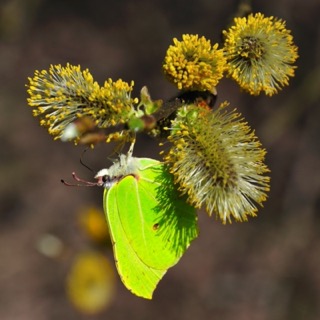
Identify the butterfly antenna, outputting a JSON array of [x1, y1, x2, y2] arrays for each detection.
[[80, 148, 95, 173]]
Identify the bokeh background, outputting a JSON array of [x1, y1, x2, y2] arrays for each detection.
[[1, 0, 319, 319]]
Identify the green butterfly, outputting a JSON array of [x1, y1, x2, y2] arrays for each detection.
[[94, 149, 198, 299]]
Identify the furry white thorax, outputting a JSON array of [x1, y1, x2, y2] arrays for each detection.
[[94, 154, 140, 189]]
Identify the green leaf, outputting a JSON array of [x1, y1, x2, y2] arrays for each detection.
[[139, 86, 162, 115], [102, 158, 198, 299]]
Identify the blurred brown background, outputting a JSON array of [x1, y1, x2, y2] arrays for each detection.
[[0, 0, 319, 319]]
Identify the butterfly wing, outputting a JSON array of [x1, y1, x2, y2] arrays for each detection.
[[105, 184, 165, 299], [104, 159, 198, 299]]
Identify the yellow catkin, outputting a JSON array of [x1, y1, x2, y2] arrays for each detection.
[[223, 13, 298, 96], [163, 34, 227, 91], [26, 63, 137, 141], [163, 102, 270, 224]]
